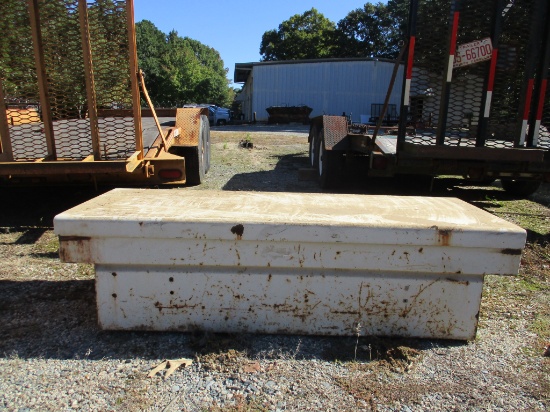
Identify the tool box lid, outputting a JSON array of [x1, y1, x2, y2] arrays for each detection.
[[54, 188, 526, 249]]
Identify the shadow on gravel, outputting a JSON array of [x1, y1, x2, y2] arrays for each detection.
[[221, 152, 489, 197], [188, 331, 466, 374], [0, 161, 544, 365], [0, 279, 200, 361], [0, 278, 466, 364], [0, 186, 110, 229], [223, 152, 550, 234], [223, 153, 318, 192]]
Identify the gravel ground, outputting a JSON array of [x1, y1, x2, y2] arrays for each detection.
[[0, 127, 549, 411]]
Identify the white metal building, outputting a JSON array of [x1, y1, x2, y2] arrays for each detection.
[[234, 58, 404, 123]]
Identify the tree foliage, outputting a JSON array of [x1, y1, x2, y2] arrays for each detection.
[[259, 1, 408, 61], [136, 20, 233, 107], [334, 1, 406, 59], [260, 8, 336, 61], [0, 1, 232, 119]]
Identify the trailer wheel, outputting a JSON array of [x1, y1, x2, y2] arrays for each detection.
[[202, 115, 211, 173], [501, 179, 541, 198], [309, 134, 316, 168], [185, 115, 209, 185], [308, 125, 318, 169], [318, 129, 342, 189]]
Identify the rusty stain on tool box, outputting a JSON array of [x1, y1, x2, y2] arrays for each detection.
[[231, 224, 244, 240], [437, 228, 452, 246], [58, 236, 91, 263]]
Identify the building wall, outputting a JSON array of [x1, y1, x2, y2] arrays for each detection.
[[243, 60, 404, 123], [239, 75, 253, 122]]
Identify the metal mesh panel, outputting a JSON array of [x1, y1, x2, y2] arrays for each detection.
[[87, 0, 136, 159], [405, 0, 539, 149], [534, 16, 550, 150], [0, 0, 47, 160], [445, 0, 493, 147], [406, 0, 452, 146], [488, 0, 534, 148], [40, 0, 89, 159], [0, 0, 137, 161], [322, 115, 349, 149]]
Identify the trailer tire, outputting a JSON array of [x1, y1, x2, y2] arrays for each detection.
[[202, 115, 211, 173], [185, 115, 209, 185], [318, 130, 342, 189], [309, 134, 316, 169], [308, 125, 319, 169], [501, 179, 541, 198]]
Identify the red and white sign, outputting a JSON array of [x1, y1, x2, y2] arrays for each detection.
[[454, 37, 493, 68]]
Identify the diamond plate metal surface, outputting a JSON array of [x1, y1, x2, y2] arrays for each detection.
[[322, 115, 348, 150], [174, 108, 208, 146]]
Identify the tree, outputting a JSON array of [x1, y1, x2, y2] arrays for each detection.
[[259, 8, 336, 61], [258, 3, 411, 61], [333, 1, 405, 59], [183, 37, 232, 105], [135, 20, 168, 102], [0, 0, 40, 105], [135, 21, 233, 107]]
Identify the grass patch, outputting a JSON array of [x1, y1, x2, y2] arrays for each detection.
[[518, 277, 545, 292], [493, 199, 550, 239], [482, 242, 550, 346], [76, 263, 94, 279], [26, 230, 60, 255], [206, 396, 270, 412], [38, 236, 59, 254], [322, 337, 423, 374], [530, 314, 550, 340]]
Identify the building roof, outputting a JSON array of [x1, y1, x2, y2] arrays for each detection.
[[234, 57, 399, 83]]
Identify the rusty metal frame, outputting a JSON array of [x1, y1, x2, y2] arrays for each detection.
[[27, 0, 56, 160], [78, 0, 101, 160], [1, 159, 137, 175], [145, 128, 178, 159], [126, 0, 143, 160], [0, 78, 14, 161], [399, 142, 545, 163]]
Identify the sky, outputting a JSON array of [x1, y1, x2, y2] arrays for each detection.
[[133, 0, 383, 87]]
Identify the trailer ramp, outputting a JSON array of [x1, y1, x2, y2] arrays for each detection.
[[0, 0, 193, 185]]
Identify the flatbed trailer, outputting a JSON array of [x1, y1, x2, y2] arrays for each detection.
[[0, 0, 209, 186], [309, 0, 550, 197]]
